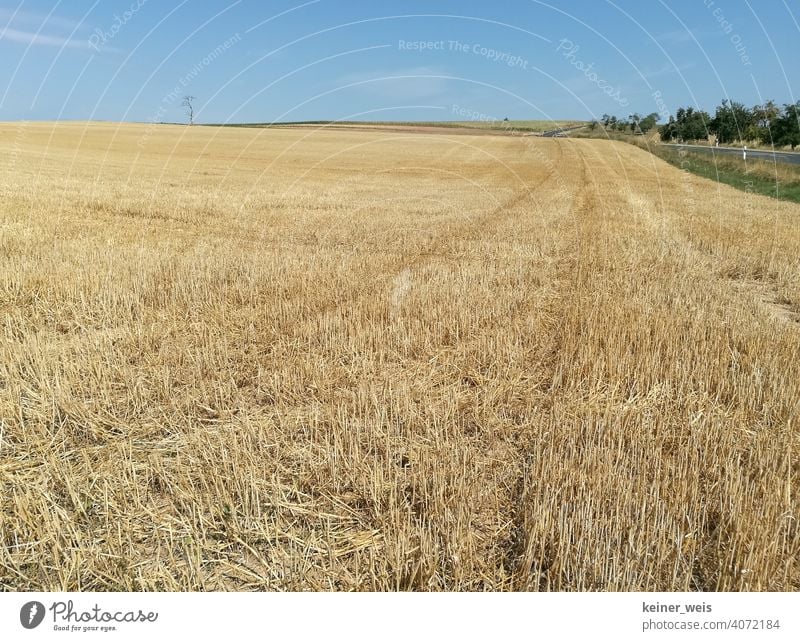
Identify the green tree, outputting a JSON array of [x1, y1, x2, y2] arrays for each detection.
[[710, 100, 752, 144], [751, 100, 780, 143], [773, 103, 800, 150], [637, 112, 660, 134], [629, 113, 641, 134], [659, 115, 677, 142], [669, 107, 710, 142]]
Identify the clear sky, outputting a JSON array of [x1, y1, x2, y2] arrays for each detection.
[[0, 0, 797, 124]]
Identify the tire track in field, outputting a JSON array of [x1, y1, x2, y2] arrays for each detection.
[[260, 139, 576, 586], [499, 140, 615, 589]]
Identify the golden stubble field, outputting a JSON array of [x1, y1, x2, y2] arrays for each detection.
[[0, 122, 798, 591]]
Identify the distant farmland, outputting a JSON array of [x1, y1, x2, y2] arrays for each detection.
[[0, 122, 798, 591], [213, 119, 587, 133]]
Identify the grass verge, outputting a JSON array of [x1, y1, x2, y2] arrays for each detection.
[[574, 129, 800, 204], [645, 144, 800, 204]]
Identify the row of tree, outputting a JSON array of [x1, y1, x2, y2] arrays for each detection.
[[589, 112, 661, 135], [589, 100, 800, 150], [659, 100, 800, 149]]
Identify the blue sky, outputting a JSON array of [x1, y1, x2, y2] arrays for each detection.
[[0, 0, 797, 124]]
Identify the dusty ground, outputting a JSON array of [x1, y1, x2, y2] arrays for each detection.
[[0, 122, 798, 590]]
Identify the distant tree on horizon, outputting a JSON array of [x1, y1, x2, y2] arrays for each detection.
[[773, 102, 800, 150], [182, 96, 197, 126], [658, 107, 710, 143], [709, 100, 752, 144]]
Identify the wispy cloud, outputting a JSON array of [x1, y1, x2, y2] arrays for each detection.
[[1, 27, 90, 49], [657, 29, 696, 45], [336, 66, 452, 100], [0, 8, 87, 32], [0, 8, 90, 49], [641, 62, 697, 80], [657, 28, 723, 46]]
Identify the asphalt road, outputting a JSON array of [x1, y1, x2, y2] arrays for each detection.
[[539, 125, 588, 138], [664, 143, 800, 166]]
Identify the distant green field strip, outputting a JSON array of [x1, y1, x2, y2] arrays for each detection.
[[207, 120, 588, 133]]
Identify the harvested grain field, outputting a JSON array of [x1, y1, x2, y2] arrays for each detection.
[[0, 122, 798, 591]]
